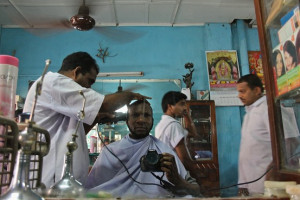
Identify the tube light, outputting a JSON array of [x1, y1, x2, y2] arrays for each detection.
[[97, 71, 144, 77]]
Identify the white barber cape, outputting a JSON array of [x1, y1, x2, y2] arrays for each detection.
[[86, 135, 189, 198], [23, 72, 104, 188]]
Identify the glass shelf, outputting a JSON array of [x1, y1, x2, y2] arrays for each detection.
[[275, 87, 300, 101]]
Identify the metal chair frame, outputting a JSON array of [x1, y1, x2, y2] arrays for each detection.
[[0, 116, 19, 195]]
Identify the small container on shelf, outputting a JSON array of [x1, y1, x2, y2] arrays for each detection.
[[286, 184, 300, 200], [264, 180, 296, 198]]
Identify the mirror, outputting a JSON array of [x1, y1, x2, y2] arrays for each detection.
[[276, 97, 300, 171], [259, 0, 300, 179], [92, 79, 181, 141]]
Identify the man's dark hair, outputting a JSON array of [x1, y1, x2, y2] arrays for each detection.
[[283, 40, 297, 66], [296, 30, 300, 63], [58, 52, 99, 75], [237, 74, 264, 93], [272, 49, 286, 76], [161, 91, 187, 113]]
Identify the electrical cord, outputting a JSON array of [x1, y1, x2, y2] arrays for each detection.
[[209, 150, 300, 192], [96, 130, 171, 192], [150, 172, 175, 189], [97, 129, 272, 194], [208, 163, 274, 192], [96, 126, 300, 194], [210, 150, 300, 192]]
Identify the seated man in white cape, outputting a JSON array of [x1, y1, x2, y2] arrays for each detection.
[[85, 100, 202, 198]]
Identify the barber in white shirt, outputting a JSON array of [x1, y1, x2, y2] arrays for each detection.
[[23, 51, 150, 188]]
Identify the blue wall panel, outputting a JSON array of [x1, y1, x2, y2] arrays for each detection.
[[202, 22, 242, 196]]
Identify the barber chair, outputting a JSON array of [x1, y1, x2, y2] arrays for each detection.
[[0, 115, 50, 199], [0, 116, 19, 195]]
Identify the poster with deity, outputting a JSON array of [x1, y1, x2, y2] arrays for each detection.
[[248, 51, 265, 86], [206, 50, 240, 90]]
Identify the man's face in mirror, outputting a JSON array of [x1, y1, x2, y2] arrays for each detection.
[[237, 82, 261, 106], [127, 101, 153, 139], [169, 99, 187, 118]]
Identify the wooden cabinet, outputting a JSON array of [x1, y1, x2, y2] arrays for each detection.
[[183, 100, 219, 196], [254, 0, 300, 182]]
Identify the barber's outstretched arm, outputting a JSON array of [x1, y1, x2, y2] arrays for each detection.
[[84, 112, 115, 133], [101, 91, 151, 112], [160, 153, 202, 197]]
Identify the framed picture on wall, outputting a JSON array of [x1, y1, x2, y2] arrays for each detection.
[[205, 50, 240, 90], [248, 51, 265, 87], [206, 50, 242, 106]]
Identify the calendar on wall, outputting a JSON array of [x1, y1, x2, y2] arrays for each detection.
[[209, 90, 243, 106], [205, 50, 243, 106]]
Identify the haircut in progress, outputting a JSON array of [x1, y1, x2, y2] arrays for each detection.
[[86, 99, 202, 198], [23, 51, 151, 189]]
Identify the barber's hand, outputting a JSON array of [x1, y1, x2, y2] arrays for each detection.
[[160, 153, 202, 197], [97, 112, 116, 124], [129, 92, 152, 101], [160, 153, 185, 186]]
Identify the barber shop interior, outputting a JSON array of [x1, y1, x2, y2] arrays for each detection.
[[0, 0, 300, 199]]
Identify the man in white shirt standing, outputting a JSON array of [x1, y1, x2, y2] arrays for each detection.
[[155, 91, 197, 174], [237, 74, 272, 196], [23, 52, 150, 188]]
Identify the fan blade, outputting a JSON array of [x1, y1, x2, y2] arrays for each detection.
[[23, 19, 73, 37], [61, 19, 74, 29]]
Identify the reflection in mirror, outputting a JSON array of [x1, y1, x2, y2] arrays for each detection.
[[278, 99, 300, 171], [187, 105, 213, 161], [92, 79, 181, 142]]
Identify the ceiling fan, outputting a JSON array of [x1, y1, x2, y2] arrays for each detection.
[[115, 80, 147, 93], [69, 0, 95, 31], [67, 0, 145, 42], [117, 80, 123, 93]]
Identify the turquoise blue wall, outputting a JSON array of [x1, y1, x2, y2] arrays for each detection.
[[0, 20, 260, 197]]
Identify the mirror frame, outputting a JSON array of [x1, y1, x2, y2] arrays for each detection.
[[254, 0, 300, 182]]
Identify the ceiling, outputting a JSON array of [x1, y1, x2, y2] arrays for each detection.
[[0, 0, 256, 29]]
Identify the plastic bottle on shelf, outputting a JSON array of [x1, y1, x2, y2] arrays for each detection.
[[90, 136, 97, 153], [264, 181, 296, 198], [0, 55, 19, 119]]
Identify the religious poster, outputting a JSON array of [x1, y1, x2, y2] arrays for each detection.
[[248, 51, 265, 86], [206, 50, 240, 90]]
